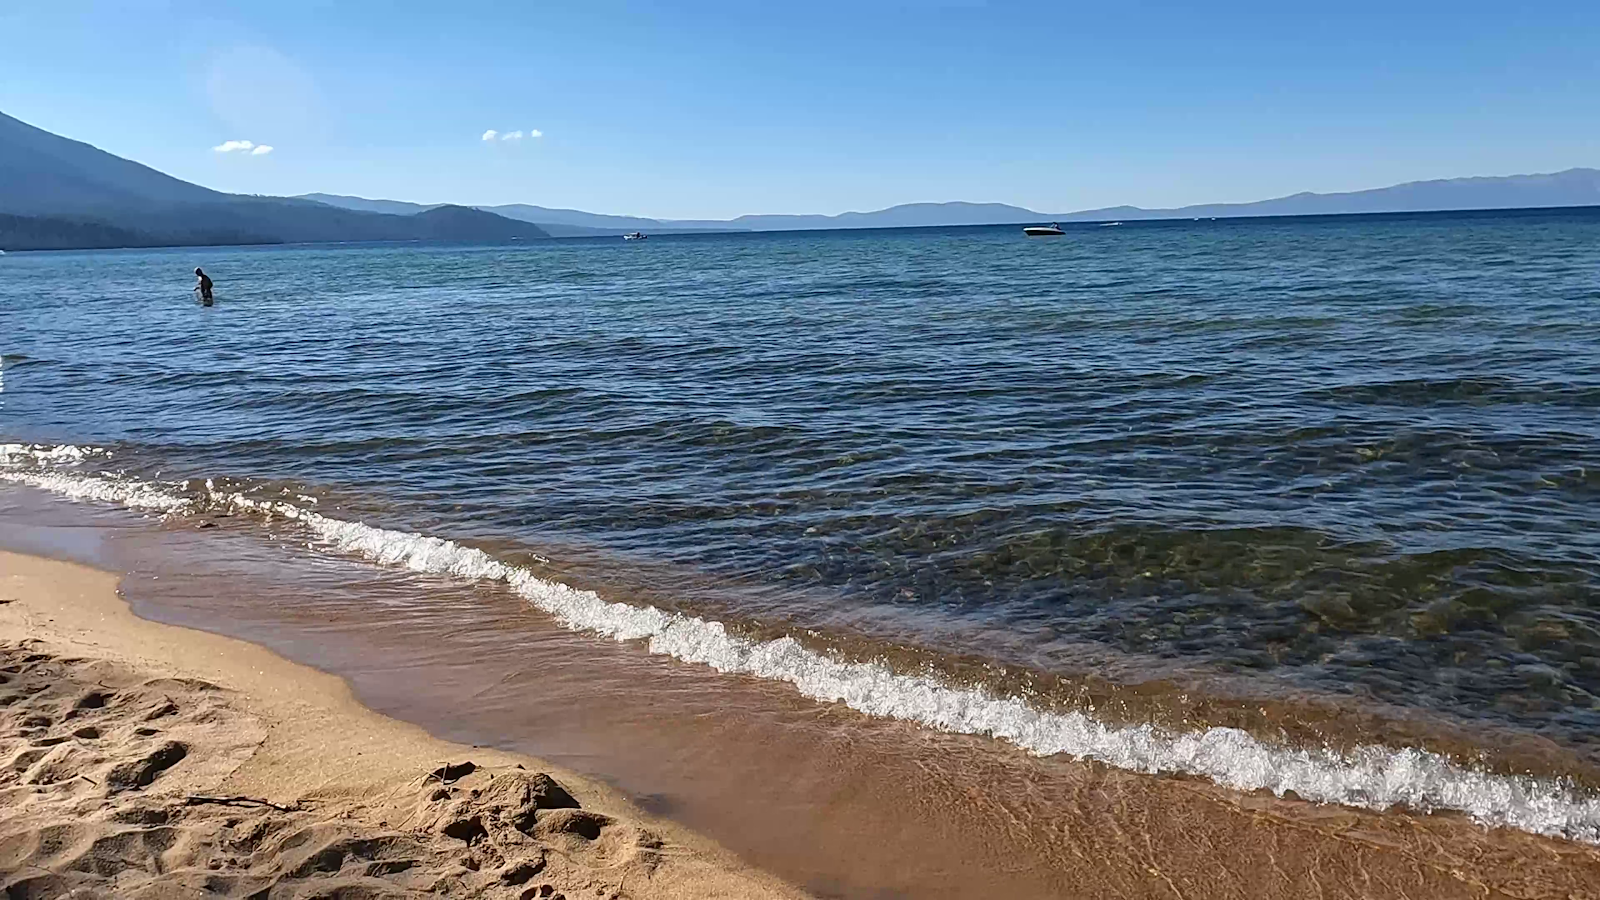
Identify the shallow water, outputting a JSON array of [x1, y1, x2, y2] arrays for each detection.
[[7, 489, 1600, 900], [4, 210, 1600, 830]]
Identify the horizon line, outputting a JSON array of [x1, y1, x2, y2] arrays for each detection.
[[294, 165, 1600, 224]]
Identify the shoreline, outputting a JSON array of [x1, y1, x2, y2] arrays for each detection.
[[5, 451, 1599, 841], [0, 549, 806, 899], [6, 482, 1600, 897]]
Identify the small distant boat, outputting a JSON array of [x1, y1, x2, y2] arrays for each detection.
[[1023, 223, 1064, 237], [623, 232, 648, 241]]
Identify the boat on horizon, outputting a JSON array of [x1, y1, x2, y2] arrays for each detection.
[[1023, 223, 1065, 237], [623, 231, 648, 241]]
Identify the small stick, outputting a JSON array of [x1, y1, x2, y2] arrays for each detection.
[[185, 795, 300, 812]]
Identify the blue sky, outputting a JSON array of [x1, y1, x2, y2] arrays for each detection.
[[3, 1, 1597, 219]]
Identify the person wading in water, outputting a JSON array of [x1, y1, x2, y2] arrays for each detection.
[[194, 267, 214, 306]]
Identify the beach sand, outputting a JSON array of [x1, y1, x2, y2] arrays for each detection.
[[7, 535, 1600, 899], [0, 550, 805, 900]]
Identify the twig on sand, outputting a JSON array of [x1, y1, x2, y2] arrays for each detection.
[[185, 795, 301, 812], [425, 761, 477, 785]]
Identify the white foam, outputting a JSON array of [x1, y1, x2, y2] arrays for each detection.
[[0, 443, 109, 465], [5, 448, 1600, 843], [0, 468, 189, 512]]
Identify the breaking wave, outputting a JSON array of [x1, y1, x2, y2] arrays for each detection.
[[4, 442, 1599, 844]]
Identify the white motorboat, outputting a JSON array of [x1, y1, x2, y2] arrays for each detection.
[[623, 232, 648, 241], [1023, 223, 1064, 237]]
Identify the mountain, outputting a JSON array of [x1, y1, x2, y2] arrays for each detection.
[[482, 204, 666, 231], [0, 213, 188, 251], [297, 194, 734, 235], [403, 205, 551, 241], [0, 112, 548, 249], [297, 192, 444, 217], [296, 169, 1600, 238], [8, 109, 1597, 250], [1059, 169, 1600, 221], [720, 201, 1039, 231], [0, 110, 224, 216], [710, 176, 1600, 228]]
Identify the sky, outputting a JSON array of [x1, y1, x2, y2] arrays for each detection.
[[2, 1, 1597, 220]]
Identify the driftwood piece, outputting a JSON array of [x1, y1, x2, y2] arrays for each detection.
[[184, 794, 301, 812]]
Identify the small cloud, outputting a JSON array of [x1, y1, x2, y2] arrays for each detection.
[[483, 127, 541, 144], [213, 139, 255, 153], [250, 145, 274, 155]]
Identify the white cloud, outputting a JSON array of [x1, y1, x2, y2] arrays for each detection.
[[250, 145, 274, 155], [213, 139, 255, 153], [482, 128, 542, 143]]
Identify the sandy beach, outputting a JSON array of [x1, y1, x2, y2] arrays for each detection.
[[6, 529, 1600, 899], [0, 549, 805, 899]]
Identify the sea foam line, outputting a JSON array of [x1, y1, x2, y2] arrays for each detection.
[[3, 449, 1600, 843]]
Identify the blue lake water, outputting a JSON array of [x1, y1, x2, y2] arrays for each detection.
[[4, 209, 1600, 771]]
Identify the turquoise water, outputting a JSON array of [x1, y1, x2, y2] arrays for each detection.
[[4, 209, 1600, 760]]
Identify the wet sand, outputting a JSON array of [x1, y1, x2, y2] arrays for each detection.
[[5, 486, 1600, 898], [0, 550, 805, 899]]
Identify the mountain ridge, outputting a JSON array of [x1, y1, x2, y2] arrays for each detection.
[[0, 111, 225, 216], [302, 169, 1600, 235], [297, 194, 733, 235], [0, 111, 548, 249], [1059, 168, 1600, 222], [4, 109, 1597, 249]]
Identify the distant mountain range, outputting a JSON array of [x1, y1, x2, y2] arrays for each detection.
[[307, 170, 1600, 235], [0, 111, 547, 250], [1058, 169, 1600, 222], [296, 194, 721, 237], [2, 109, 1597, 250]]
